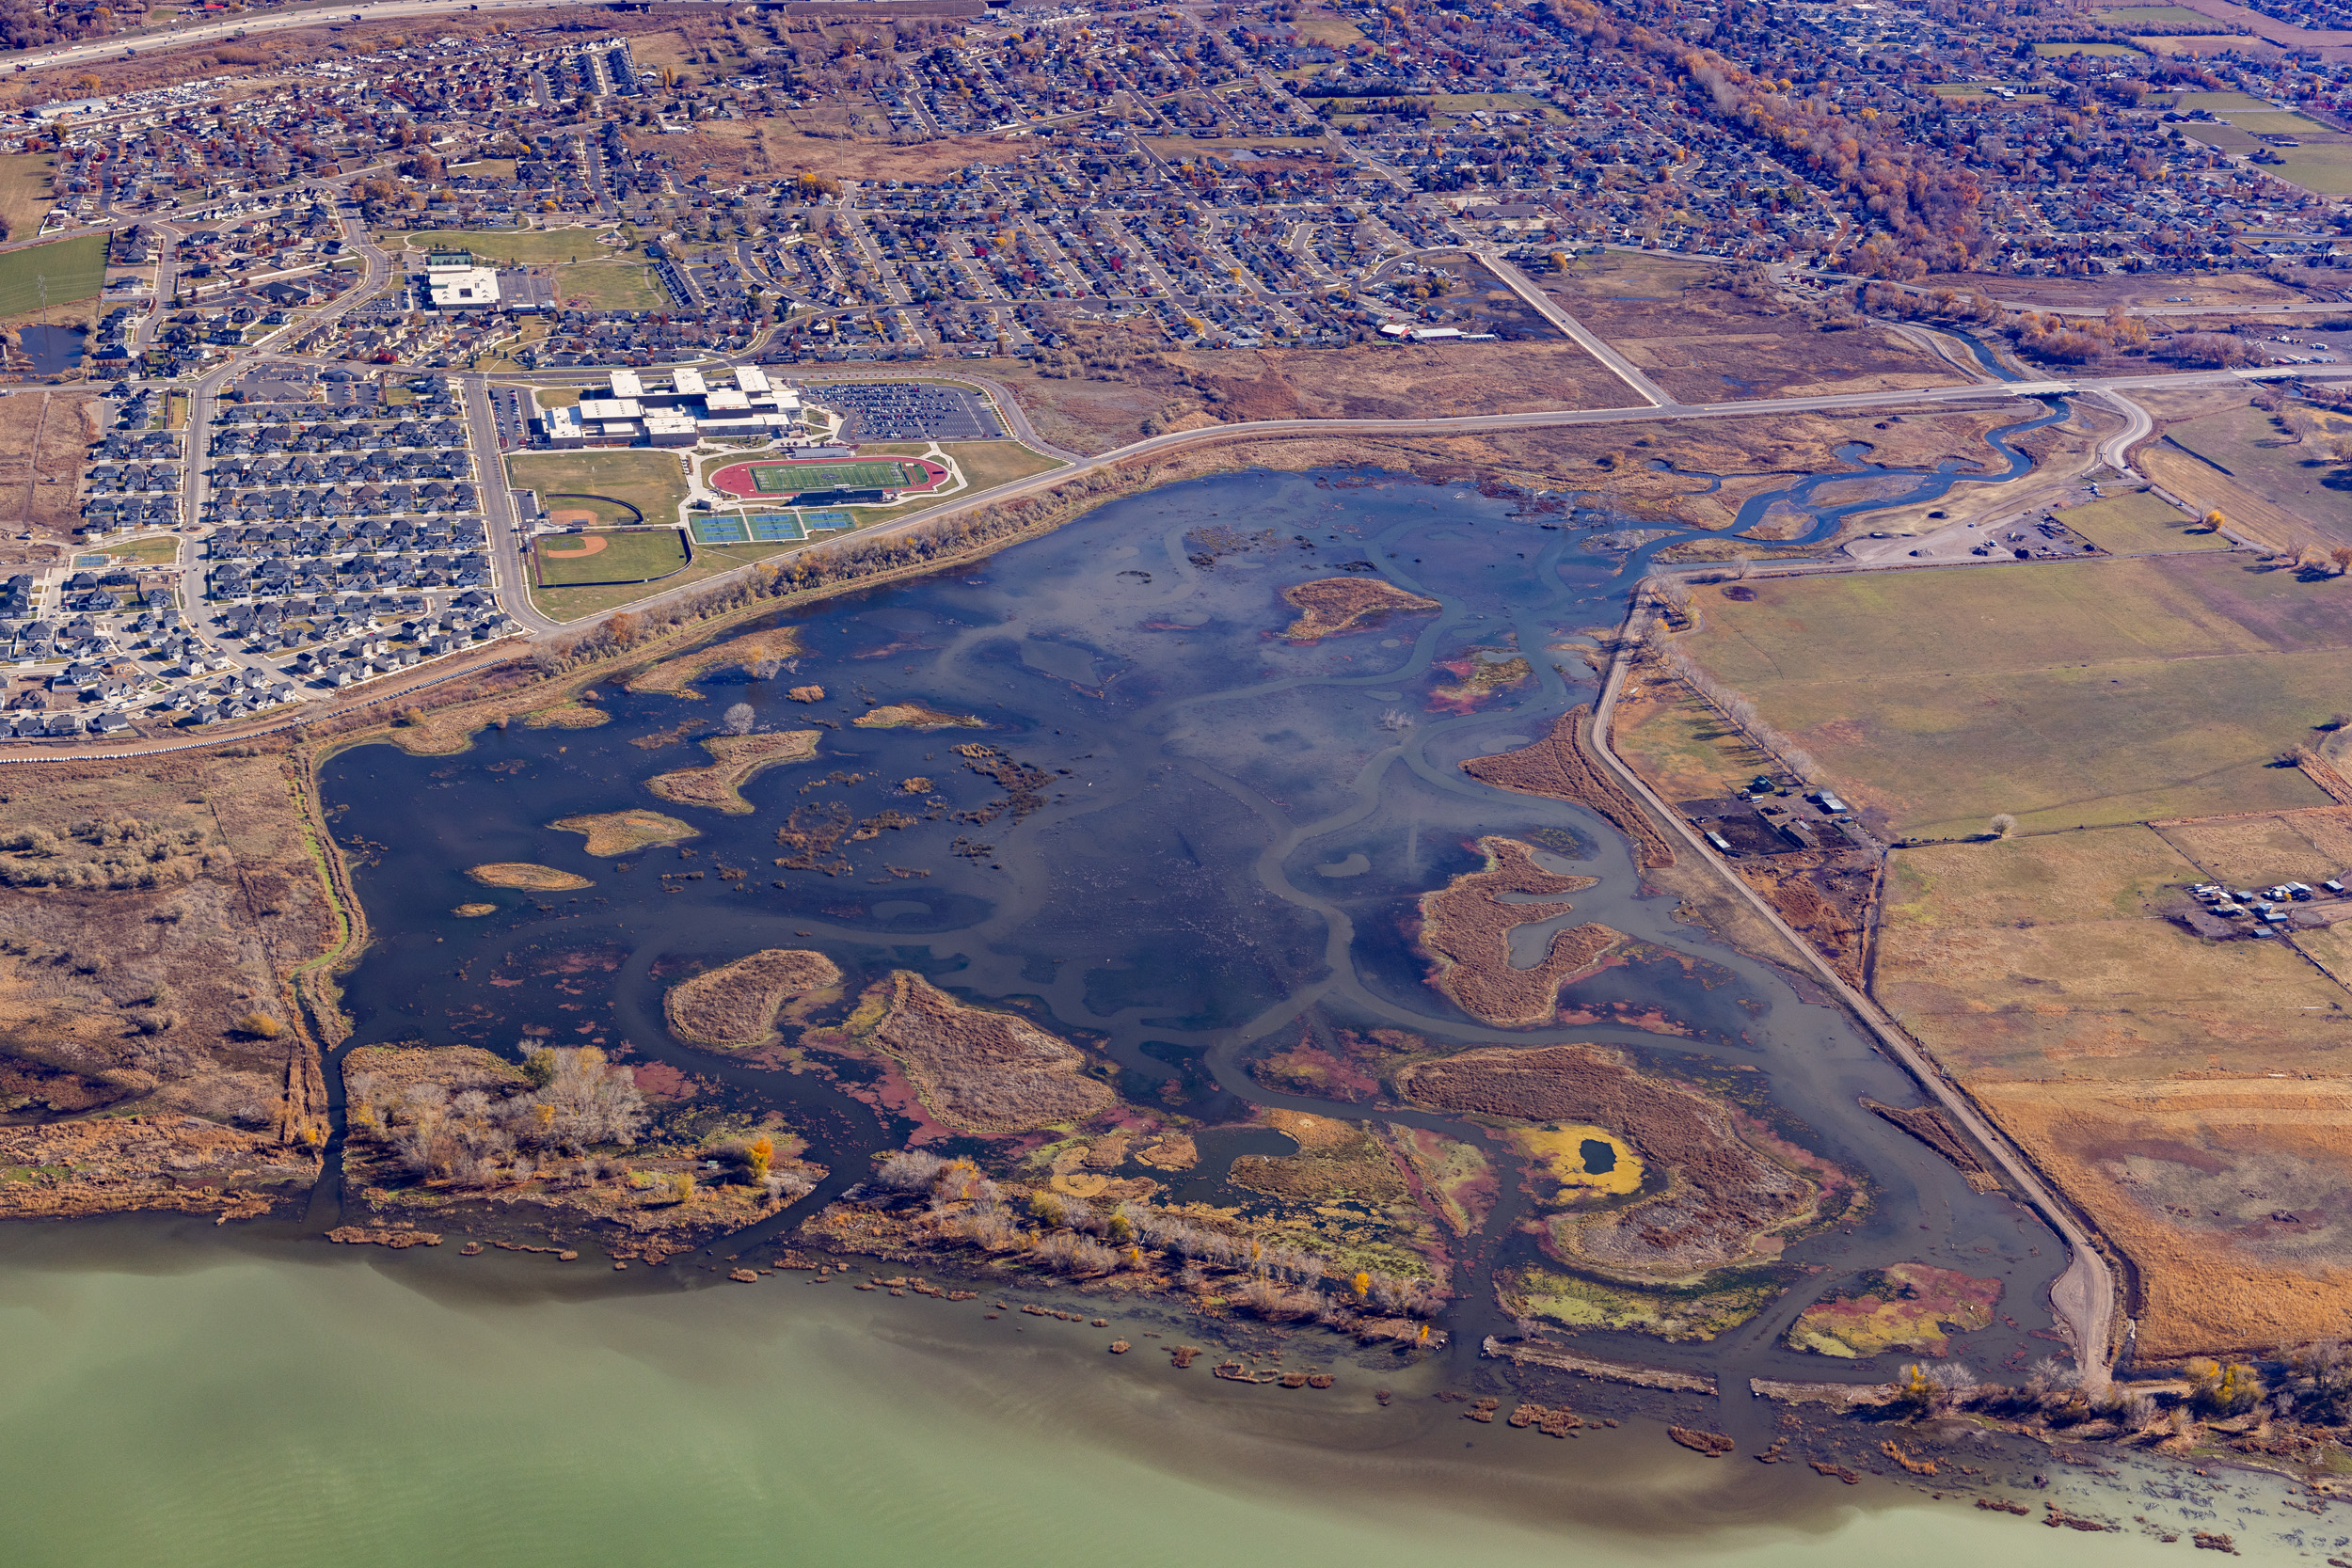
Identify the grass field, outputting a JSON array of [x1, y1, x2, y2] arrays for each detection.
[[2257, 145, 2352, 196], [2034, 40, 2144, 54], [532, 527, 689, 587], [0, 152, 55, 244], [554, 261, 660, 311], [750, 461, 909, 493], [2052, 490, 2228, 554], [1674, 555, 2351, 838], [2093, 3, 2211, 21], [392, 229, 627, 265], [529, 540, 801, 621], [508, 450, 688, 530], [2175, 91, 2284, 112], [102, 535, 180, 565], [0, 233, 103, 319], [2227, 110, 2331, 134]]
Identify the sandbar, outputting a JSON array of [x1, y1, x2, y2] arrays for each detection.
[[466, 863, 594, 891]]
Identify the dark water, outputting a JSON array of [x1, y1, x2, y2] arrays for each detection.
[[18, 324, 84, 373], [320, 458, 2076, 1408]]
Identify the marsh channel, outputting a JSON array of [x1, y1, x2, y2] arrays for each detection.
[[13, 411, 2333, 1562]]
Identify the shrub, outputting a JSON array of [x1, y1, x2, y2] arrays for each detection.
[[236, 1010, 283, 1039]]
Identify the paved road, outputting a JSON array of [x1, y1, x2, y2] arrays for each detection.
[[459, 372, 560, 633], [1585, 602, 2120, 1387], [2093, 388, 2157, 477], [1476, 247, 1677, 407]]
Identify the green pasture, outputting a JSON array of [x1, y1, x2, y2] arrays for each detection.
[[2053, 491, 2229, 555]]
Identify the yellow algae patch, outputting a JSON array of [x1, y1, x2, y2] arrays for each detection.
[[466, 863, 593, 892], [853, 704, 984, 730], [548, 810, 701, 856], [1517, 1125, 1643, 1196]]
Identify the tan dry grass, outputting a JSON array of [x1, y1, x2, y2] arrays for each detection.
[[1418, 836, 1618, 1027], [1280, 577, 1440, 641], [645, 731, 822, 814], [465, 863, 593, 892], [626, 626, 804, 699], [548, 810, 699, 857], [663, 948, 841, 1048], [1978, 1077, 2352, 1357], [1877, 827, 2352, 1078], [836, 971, 1113, 1134]]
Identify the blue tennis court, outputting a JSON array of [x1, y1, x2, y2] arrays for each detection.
[[691, 515, 749, 545], [801, 510, 851, 534], [748, 514, 803, 542]]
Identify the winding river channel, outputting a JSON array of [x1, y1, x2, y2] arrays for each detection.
[[8, 420, 2336, 1563]]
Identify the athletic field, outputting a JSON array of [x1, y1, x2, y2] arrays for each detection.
[[532, 528, 690, 587], [707, 457, 947, 499]]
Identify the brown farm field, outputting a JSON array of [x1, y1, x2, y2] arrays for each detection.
[[1876, 826, 2352, 1355], [1670, 544, 2352, 1355], [1667, 554, 2352, 839]]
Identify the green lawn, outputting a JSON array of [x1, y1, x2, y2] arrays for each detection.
[[532, 526, 690, 586], [2258, 145, 2352, 196], [103, 535, 181, 565], [554, 261, 660, 311], [391, 228, 628, 265], [2225, 111, 2331, 135], [2095, 4, 2212, 22], [2034, 40, 2144, 55], [2054, 491, 2229, 555], [508, 449, 689, 529], [529, 540, 801, 621], [0, 233, 104, 319], [1676, 555, 2348, 838], [740, 460, 914, 493]]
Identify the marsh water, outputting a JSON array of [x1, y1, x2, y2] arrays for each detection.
[[10, 436, 2341, 1561]]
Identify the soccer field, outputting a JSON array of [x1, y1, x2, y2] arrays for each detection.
[[533, 528, 690, 587], [748, 461, 912, 494]]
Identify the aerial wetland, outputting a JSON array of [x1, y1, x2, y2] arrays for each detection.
[[5, 450, 2338, 1562]]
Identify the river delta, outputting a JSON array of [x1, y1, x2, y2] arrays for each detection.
[[8, 433, 2344, 1563]]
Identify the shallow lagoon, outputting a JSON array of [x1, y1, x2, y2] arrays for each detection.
[[12, 451, 2338, 1563]]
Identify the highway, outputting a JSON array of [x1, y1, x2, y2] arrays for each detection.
[[0, 0, 607, 76]]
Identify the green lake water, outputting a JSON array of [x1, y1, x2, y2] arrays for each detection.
[[0, 1225, 2319, 1568]]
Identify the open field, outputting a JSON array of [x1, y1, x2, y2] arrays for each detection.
[[1542, 253, 1961, 402], [1670, 555, 2352, 838], [2137, 385, 2351, 548], [96, 535, 183, 566], [0, 234, 103, 321], [620, 119, 1034, 186], [527, 539, 803, 622], [508, 450, 689, 530], [1875, 824, 2352, 1354], [0, 152, 54, 243], [2051, 489, 2227, 554], [0, 390, 103, 554], [1609, 674, 1781, 803], [532, 528, 690, 588], [2034, 40, 2144, 54], [2094, 4, 2213, 21], [2256, 145, 2352, 196], [992, 337, 1639, 454], [391, 229, 627, 265], [884, 439, 1062, 494], [553, 261, 660, 312]]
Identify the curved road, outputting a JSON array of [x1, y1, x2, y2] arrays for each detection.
[[1587, 599, 2119, 1387]]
